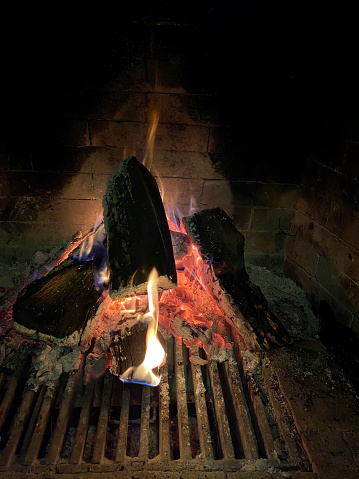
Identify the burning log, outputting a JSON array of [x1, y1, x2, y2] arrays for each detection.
[[109, 322, 165, 377], [109, 268, 166, 386], [103, 155, 177, 300], [183, 207, 290, 350], [12, 258, 103, 345]]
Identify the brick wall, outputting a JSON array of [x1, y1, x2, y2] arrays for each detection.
[[0, 5, 313, 288], [286, 117, 359, 336]]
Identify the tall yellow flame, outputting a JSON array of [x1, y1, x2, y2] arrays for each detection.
[[119, 268, 165, 386]]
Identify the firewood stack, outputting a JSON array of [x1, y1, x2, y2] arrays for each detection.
[[11, 156, 289, 357]]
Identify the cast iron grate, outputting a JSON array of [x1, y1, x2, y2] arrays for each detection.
[[0, 334, 310, 477]]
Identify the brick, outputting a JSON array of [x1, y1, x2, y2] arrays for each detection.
[[231, 206, 252, 231], [0, 197, 40, 222], [54, 89, 116, 120], [209, 151, 305, 183], [303, 160, 359, 208], [21, 223, 87, 247], [37, 199, 102, 228], [110, 60, 152, 91], [227, 472, 271, 478], [251, 207, 294, 232], [286, 235, 319, 276], [2, 146, 85, 173], [271, 473, 318, 478], [154, 124, 209, 152], [92, 173, 110, 199], [200, 180, 233, 208], [326, 203, 359, 250], [243, 231, 287, 254], [78, 147, 124, 174], [147, 93, 202, 125], [285, 259, 355, 328], [0, 150, 31, 170], [90, 120, 147, 149], [0, 171, 93, 200], [31, 119, 90, 147], [202, 180, 299, 208], [208, 127, 247, 155], [290, 211, 359, 284], [244, 252, 285, 275], [295, 189, 330, 228], [113, 92, 148, 122], [148, 150, 223, 180], [153, 177, 204, 208], [315, 255, 359, 314], [284, 257, 318, 303], [146, 58, 187, 93]]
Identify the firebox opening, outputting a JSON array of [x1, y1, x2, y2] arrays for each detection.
[[1, 2, 359, 478]]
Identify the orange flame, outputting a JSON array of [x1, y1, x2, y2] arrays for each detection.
[[143, 108, 160, 171], [119, 268, 165, 386]]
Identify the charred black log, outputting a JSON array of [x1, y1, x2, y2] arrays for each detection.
[[183, 207, 290, 350], [12, 258, 103, 344], [103, 155, 177, 299]]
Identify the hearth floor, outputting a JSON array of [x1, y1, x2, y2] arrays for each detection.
[[0, 334, 358, 479]]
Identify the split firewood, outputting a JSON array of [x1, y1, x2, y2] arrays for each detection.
[[183, 207, 290, 350], [103, 155, 177, 299], [12, 258, 103, 345], [109, 321, 165, 377]]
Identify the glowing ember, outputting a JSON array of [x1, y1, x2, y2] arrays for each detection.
[[119, 268, 165, 387]]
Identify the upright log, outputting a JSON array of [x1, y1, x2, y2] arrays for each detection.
[[103, 155, 177, 299], [183, 207, 290, 350]]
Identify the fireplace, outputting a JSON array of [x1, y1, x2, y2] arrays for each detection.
[[1, 3, 359, 478]]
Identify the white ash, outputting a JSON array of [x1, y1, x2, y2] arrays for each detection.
[[27, 344, 82, 391], [246, 263, 320, 341]]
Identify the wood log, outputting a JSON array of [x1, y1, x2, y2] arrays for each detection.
[[103, 155, 177, 300], [109, 321, 165, 377], [12, 258, 103, 345], [183, 207, 290, 350]]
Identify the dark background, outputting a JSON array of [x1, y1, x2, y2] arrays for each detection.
[[1, 1, 357, 178]]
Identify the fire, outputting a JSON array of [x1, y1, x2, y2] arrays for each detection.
[[143, 108, 160, 171], [119, 268, 165, 387]]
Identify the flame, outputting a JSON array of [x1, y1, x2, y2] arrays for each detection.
[[71, 219, 109, 291], [119, 268, 165, 387], [143, 108, 160, 171]]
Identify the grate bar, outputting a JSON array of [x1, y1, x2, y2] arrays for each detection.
[[189, 346, 214, 460], [138, 385, 150, 460], [207, 358, 235, 459], [0, 387, 36, 467], [115, 383, 130, 462], [0, 364, 24, 430], [23, 380, 60, 465], [92, 374, 113, 464], [19, 385, 46, 459], [71, 380, 95, 464], [45, 356, 84, 465], [175, 338, 191, 460], [225, 351, 259, 459], [159, 360, 170, 461], [238, 348, 279, 459]]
